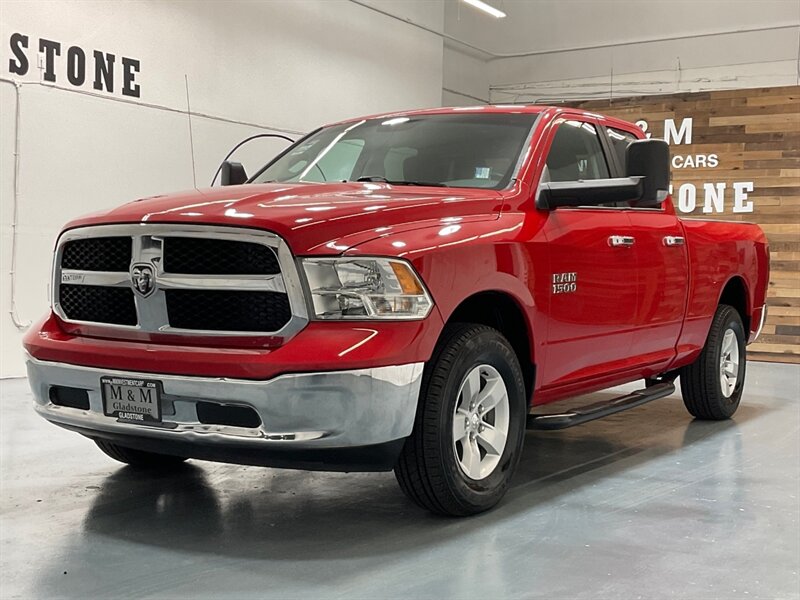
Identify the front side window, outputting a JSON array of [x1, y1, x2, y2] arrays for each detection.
[[544, 120, 609, 182], [606, 127, 639, 172], [252, 113, 538, 190]]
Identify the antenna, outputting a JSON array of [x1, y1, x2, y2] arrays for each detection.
[[184, 74, 197, 188]]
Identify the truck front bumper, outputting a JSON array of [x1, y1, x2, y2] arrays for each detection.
[[26, 356, 424, 472]]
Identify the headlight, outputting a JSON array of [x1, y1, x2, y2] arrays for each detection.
[[301, 257, 433, 320]]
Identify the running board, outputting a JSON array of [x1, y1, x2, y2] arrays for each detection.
[[526, 382, 676, 431]]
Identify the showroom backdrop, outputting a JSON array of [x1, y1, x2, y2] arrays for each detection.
[[1, 0, 798, 376]]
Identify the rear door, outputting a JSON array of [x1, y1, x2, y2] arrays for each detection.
[[604, 125, 689, 370], [538, 117, 638, 388]]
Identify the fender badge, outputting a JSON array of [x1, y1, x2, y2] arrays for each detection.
[[552, 272, 577, 295]]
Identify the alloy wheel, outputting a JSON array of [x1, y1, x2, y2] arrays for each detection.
[[719, 328, 740, 398], [452, 364, 510, 480]]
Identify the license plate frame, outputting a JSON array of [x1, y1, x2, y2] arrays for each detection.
[[101, 376, 162, 424]]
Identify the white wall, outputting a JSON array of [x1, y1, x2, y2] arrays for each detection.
[[0, 0, 445, 377], [442, 0, 800, 103], [442, 46, 488, 105]]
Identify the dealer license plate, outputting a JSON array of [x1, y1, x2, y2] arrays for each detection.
[[101, 377, 162, 423]]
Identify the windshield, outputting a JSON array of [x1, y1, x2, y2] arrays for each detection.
[[251, 113, 538, 190]]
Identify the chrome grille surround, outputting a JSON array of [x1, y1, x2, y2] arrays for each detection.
[[52, 224, 309, 339]]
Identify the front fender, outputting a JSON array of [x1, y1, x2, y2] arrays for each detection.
[[343, 213, 543, 325]]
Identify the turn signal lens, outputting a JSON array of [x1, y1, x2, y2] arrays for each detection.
[[390, 261, 425, 295]]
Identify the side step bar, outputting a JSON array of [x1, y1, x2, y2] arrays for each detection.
[[526, 382, 676, 431]]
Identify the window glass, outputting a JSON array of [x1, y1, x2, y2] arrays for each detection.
[[299, 138, 365, 183], [252, 113, 538, 190], [606, 127, 639, 172], [383, 147, 418, 180], [545, 120, 609, 182]]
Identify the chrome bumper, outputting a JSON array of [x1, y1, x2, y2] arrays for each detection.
[[26, 357, 424, 450]]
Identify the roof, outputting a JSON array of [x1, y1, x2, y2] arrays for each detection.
[[324, 104, 550, 128], [319, 104, 642, 138]]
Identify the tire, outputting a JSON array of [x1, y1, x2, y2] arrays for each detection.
[[680, 304, 747, 420], [394, 323, 527, 516], [94, 440, 188, 468]]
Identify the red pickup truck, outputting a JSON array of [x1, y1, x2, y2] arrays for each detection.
[[24, 106, 770, 516]]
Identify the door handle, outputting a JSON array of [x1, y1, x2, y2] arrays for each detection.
[[608, 235, 635, 247], [663, 236, 685, 247]]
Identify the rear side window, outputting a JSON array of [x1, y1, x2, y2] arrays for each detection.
[[606, 127, 639, 172], [545, 120, 609, 182]]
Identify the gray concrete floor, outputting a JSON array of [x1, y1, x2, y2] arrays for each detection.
[[1, 362, 798, 600]]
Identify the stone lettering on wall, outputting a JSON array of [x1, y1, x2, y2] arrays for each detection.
[[7, 32, 140, 97]]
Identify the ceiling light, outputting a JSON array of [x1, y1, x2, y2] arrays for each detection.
[[462, 0, 506, 18]]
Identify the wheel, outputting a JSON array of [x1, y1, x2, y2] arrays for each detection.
[[94, 440, 188, 468], [679, 304, 747, 420], [394, 323, 527, 516]]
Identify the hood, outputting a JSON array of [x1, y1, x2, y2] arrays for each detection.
[[64, 182, 504, 254]]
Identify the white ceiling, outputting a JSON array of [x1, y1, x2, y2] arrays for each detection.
[[444, 0, 800, 55]]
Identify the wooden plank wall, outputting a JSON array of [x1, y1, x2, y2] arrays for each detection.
[[566, 86, 800, 363]]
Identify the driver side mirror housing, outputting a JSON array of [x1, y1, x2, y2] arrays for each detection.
[[537, 138, 670, 210], [220, 161, 248, 186], [625, 138, 670, 207]]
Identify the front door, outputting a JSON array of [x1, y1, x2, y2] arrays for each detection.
[[536, 117, 639, 388]]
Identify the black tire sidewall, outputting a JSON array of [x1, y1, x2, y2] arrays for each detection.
[[433, 330, 526, 510], [711, 310, 747, 414]]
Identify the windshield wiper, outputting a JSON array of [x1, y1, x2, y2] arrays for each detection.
[[355, 176, 448, 187]]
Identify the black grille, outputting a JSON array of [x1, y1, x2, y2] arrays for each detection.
[[163, 238, 280, 275], [61, 237, 132, 272], [59, 285, 137, 326], [165, 290, 291, 332]]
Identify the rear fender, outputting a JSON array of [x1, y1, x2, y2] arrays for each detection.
[[673, 219, 769, 366]]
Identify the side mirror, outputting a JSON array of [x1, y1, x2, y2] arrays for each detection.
[[536, 138, 671, 210], [625, 139, 670, 207], [211, 133, 295, 187], [220, 161, 248, 186], [537, 178, 643, 210]]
